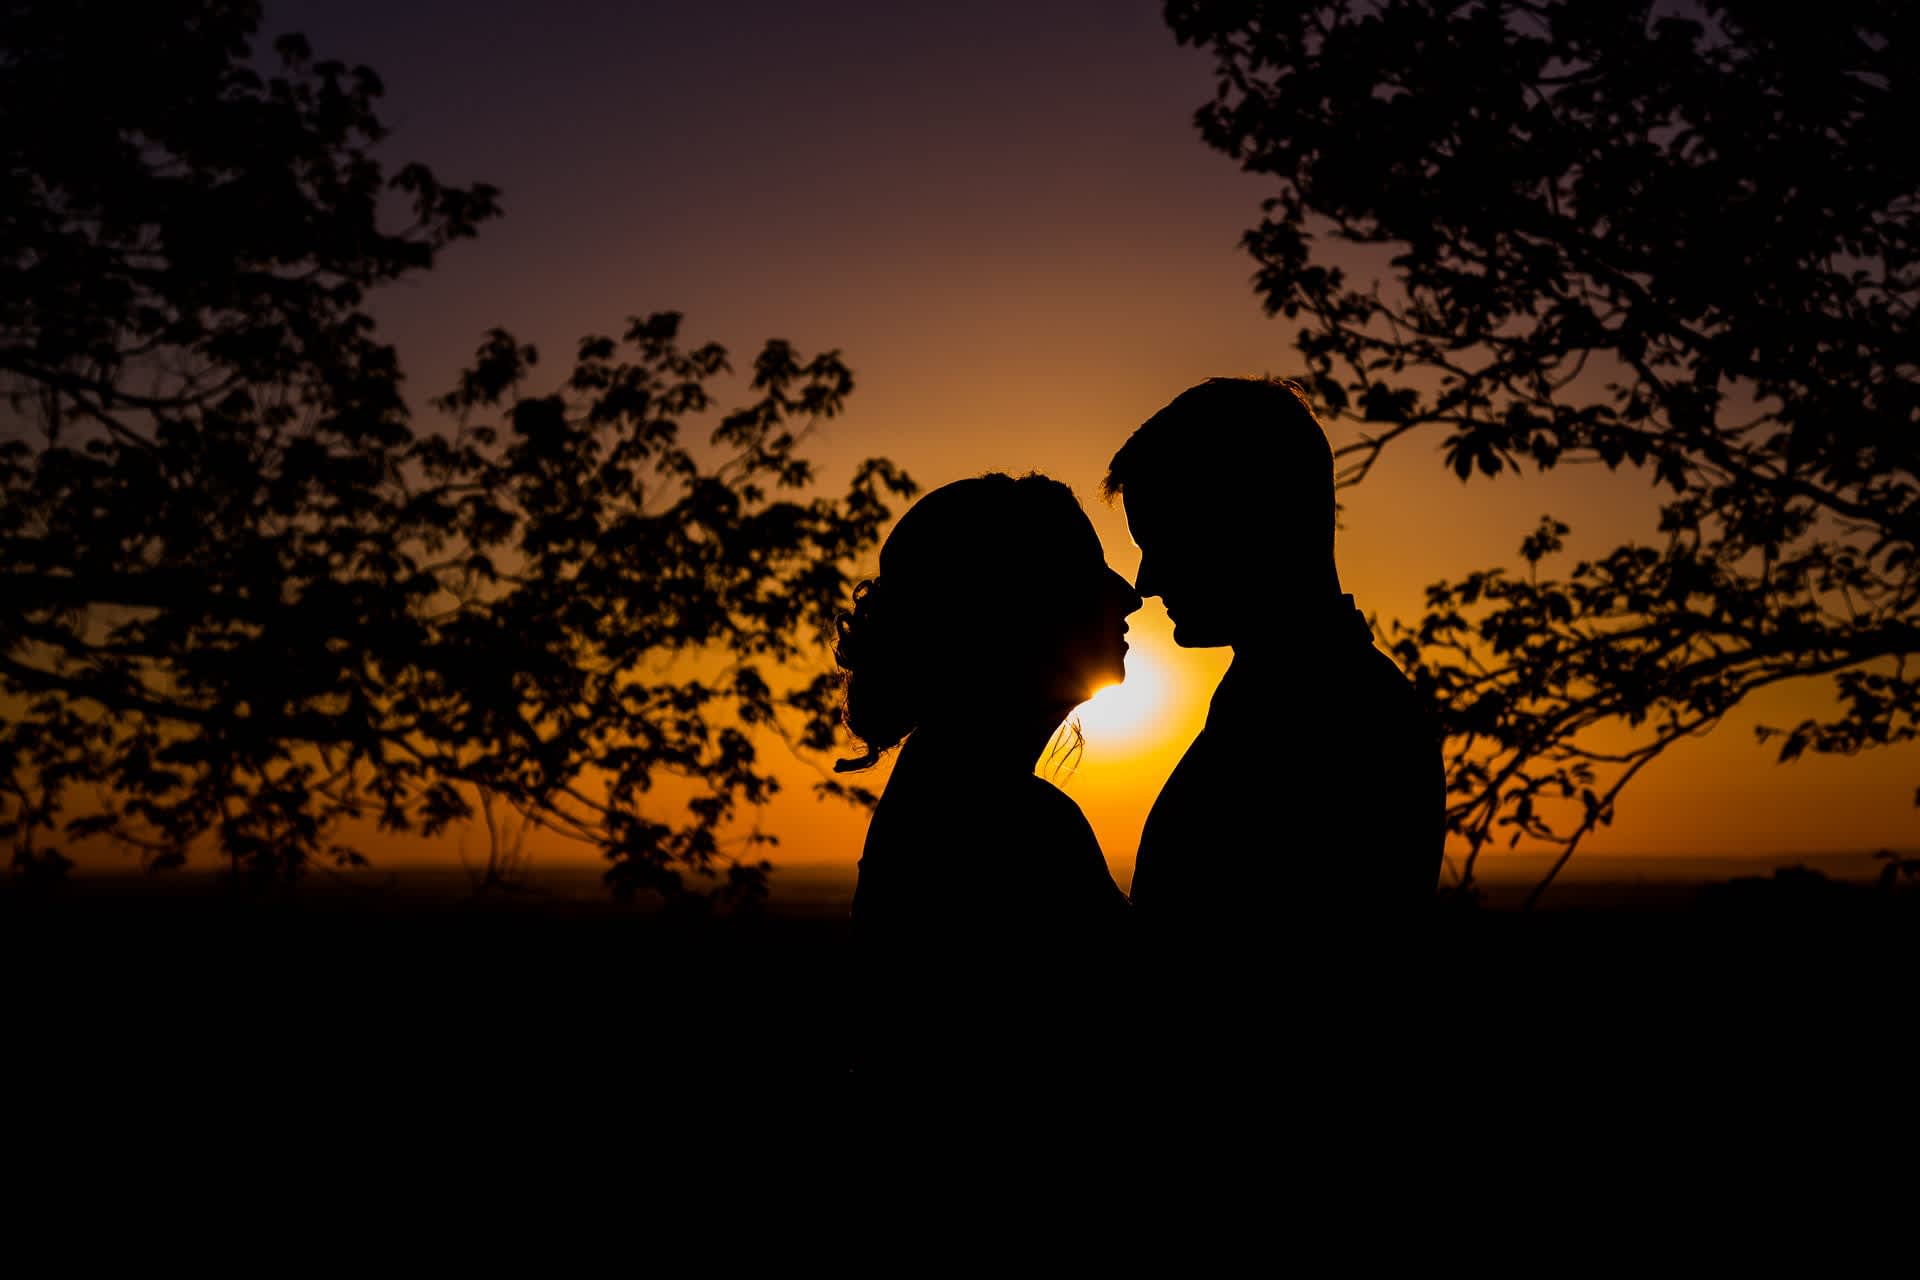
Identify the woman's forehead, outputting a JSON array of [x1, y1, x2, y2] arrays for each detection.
[[1056, 504, 1106, 555], [991, 504, 1105, 576]]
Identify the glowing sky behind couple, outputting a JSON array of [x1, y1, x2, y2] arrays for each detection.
[[241, 0, 1917, 884]]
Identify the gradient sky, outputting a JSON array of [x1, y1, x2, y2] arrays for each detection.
[[254, 0, 1917, 885]]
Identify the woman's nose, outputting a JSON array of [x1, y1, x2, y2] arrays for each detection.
[[1110, 567, 1144, 615]]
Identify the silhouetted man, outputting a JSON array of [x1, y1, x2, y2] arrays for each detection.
[[1104, 377, 1444, 954]]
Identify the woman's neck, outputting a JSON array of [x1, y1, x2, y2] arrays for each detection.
[[905, 703, 1076, 777]]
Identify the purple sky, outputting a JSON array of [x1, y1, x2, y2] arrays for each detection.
[[250, 0, 1920, 873]]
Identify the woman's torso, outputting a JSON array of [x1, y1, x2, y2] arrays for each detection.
[[852, 740, 1128, 948]]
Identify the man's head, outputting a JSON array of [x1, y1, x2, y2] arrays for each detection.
[[1102, 377, 1336, 648]]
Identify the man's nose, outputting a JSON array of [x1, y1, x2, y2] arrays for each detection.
[[1110, 567, 1144, 615]]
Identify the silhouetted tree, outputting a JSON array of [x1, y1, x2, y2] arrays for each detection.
[[1170, 2, 1918, 899], [0, 0, 914, 899]]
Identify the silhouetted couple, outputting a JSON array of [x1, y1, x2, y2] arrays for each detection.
[[834, 377, 1444, 1081]]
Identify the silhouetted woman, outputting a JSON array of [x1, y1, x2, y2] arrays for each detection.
[[832, 472, 1142, 1077]]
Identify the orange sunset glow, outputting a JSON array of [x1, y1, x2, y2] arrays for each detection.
[[16, 0, 1920, 1143], [252, 6, 1899, 889], [17, 0, 1920, 896]]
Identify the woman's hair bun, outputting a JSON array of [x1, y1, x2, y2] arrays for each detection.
[[832, 577, 885, 673], [832, 471, 1084, 770]]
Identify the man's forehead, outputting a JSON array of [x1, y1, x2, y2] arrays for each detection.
[[1122, 475, 1209, 531]]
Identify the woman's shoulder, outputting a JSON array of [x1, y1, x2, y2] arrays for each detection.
[[948, 770, 1101, 848], [876, 764, 1085, 825], [857, 771, 1109, 884], [856, 771, 1127, 954], [1017, 772, 1100, 832]]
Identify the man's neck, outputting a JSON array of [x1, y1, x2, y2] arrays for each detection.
[[1228, 591, 1363, 661]]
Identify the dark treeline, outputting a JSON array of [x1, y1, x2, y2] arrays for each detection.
[[3, 1, 1916, 1124], [1172, 0, 1920, 902], [2, 0, 914, 899]]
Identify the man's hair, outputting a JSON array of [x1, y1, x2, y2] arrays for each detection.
[[1102, 376, 1335, 549]]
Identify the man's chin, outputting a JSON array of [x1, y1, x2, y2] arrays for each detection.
[[1170, 621, 1232, 649]]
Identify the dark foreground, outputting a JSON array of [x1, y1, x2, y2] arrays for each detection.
[[5, 868, 1914, 1150]]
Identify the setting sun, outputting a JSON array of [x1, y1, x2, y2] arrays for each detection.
[[1073, 647, 1170, 748]]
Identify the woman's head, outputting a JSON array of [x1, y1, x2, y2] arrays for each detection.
[[833, 472, 1141, 769]]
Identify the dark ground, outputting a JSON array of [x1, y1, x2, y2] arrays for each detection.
[[4, 864, 1913, 1147]]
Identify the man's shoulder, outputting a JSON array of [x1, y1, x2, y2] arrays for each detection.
[[1350, 641, 1427, 710], [1213, 640, 1422, 715]]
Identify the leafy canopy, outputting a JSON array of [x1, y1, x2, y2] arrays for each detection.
[[1, 0, 914, 897], [1169, 1, 1919, 897]]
